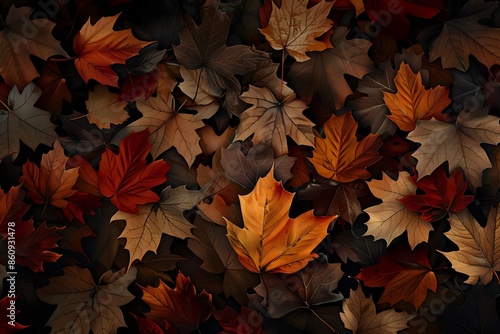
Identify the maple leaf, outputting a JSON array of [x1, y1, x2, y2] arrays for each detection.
[[364, 171, 433, 249], [120, 92, 204, 167], [225, 167, 336, 274], [429, 0, 500, 71], [14, 220, 64, 272], [0, 185, 28, 234], [340, 287, 415, 334], [37, 266, 137, 334], [309, 111, 382, 183], [0, 83, 56, 160], [130, 314, 171, 334], [0, 6, 69, 89], [383, 63, 451, 132], [0, 296, 28, 332], [288, 26, 373, 109], [235, 85, 315, 157], [213, 306, 264, 334], [259, 0, 334, 62], [440, 208, 500, 285], [20, 140, 80, 209], [399, 166, 474, 222], [254, 254, 344, 317], [356, 243, 437, 310], [33, 61, 71, 114], [141, 272, 212, 334], [221, 142, 295, 189], [188, 217, 259, 303], [173, 5, 265, 92], [84, 85, 128, 129], [111, 186, 203, 269], [365, 0, 442, 40], [73, 13, 153, 87], [407, 107, 500, 191], [98, 129, 170, 213]]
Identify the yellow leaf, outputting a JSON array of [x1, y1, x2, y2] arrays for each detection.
[[308, 111, 382, 183], [384, 63, 450, 131], [260, 0, 334, 62], [225, 167, 336, 274]]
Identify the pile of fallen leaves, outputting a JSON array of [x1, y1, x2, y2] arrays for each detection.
[[1, 0, 500, 333]]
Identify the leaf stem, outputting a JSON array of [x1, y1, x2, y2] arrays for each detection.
[[0, 99, 11, 112], [306, 302, 339, 333], [280, 49, 285, 100], [49, 56, 77, 62]]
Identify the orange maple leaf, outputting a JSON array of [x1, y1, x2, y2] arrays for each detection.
[[225, 167, 336, 274], [356, 243, 437, 310], [308, 111, 382, 183], [97, 129, 170, 213], [20, 140, 80, 210], [141, 272, 212, 334], [0, 185, 28, 233], [384, 63, 451, 131], [73, 13, 152, 87]]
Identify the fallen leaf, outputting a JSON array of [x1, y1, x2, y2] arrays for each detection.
[[340, 287, 415, 334], [254, 254, 344, 317], [399, 165, 474, 222], [130, 314, 169, 334], [384, 63, 451, 132], [84, 85, 128, 129], [235, 85, 315, 157], [20, 140, 80, 209], [197, 194, 242, 227], [0, 83, 56, 160], [111, 186, 202, 268], [73, 13, 152, 87], [260, 0, 334, 62], [14, 220, 64, 272], [37, 266, 137, 334], [407, 107, 500, 190], [141, 272, 212, 333], [221, 142, 295, 189], [440, 208, 500, 284], [429, 0, 500, 71], [213, 306, 264, 334], [33, 61, 71, 114], [288, 27, 373, 109], [225, 167, 336, 274], [98, 129, 170, 213], [356, 243, 437, 310], [363, 171, 433, 249], [0, 6, 69, 89], [0, 185, 28, 235], [309, 111, 382, 183]]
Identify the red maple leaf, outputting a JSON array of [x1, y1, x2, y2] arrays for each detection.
[[97, 130, 170, 213], [399, 165, 474, 222]]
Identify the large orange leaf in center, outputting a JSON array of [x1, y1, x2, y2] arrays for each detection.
[[225, 167, 336, 274]]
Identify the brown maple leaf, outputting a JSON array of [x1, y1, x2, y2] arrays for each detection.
[[260, 0, 334, 62], [309, 111, 382, 183], [84, 85, 128, 129]]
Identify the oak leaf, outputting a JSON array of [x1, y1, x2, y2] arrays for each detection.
[[85, 85, 128, 129], [0, 83, 56, 160], [37, 266, 137, 334], [356, 243, 437, 310], [111, 186, 203, 269], [429, 0, 500, 71], [0, 6, 69, 89], [254, 254, 344, 317], [440, 208, 500, 285], [141, 272, 212, 334], [225, 167, 336, 274], [340, 287, 415, 334], [73, 13, 152, 87], [309, 111, 382, 183], [14, 220, 64, 272], [407, 108, 500, 190], [98, 130, 169, 213], [235, 85, 315, 157], [384, 63, 451, 132], [399, 165, 474, 222], [288, 26, 373, 109], [260, 0, 334, 62], [173, 5, 265, 92], [20, 140, 80, 209], [363, 171, 433, 249]]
